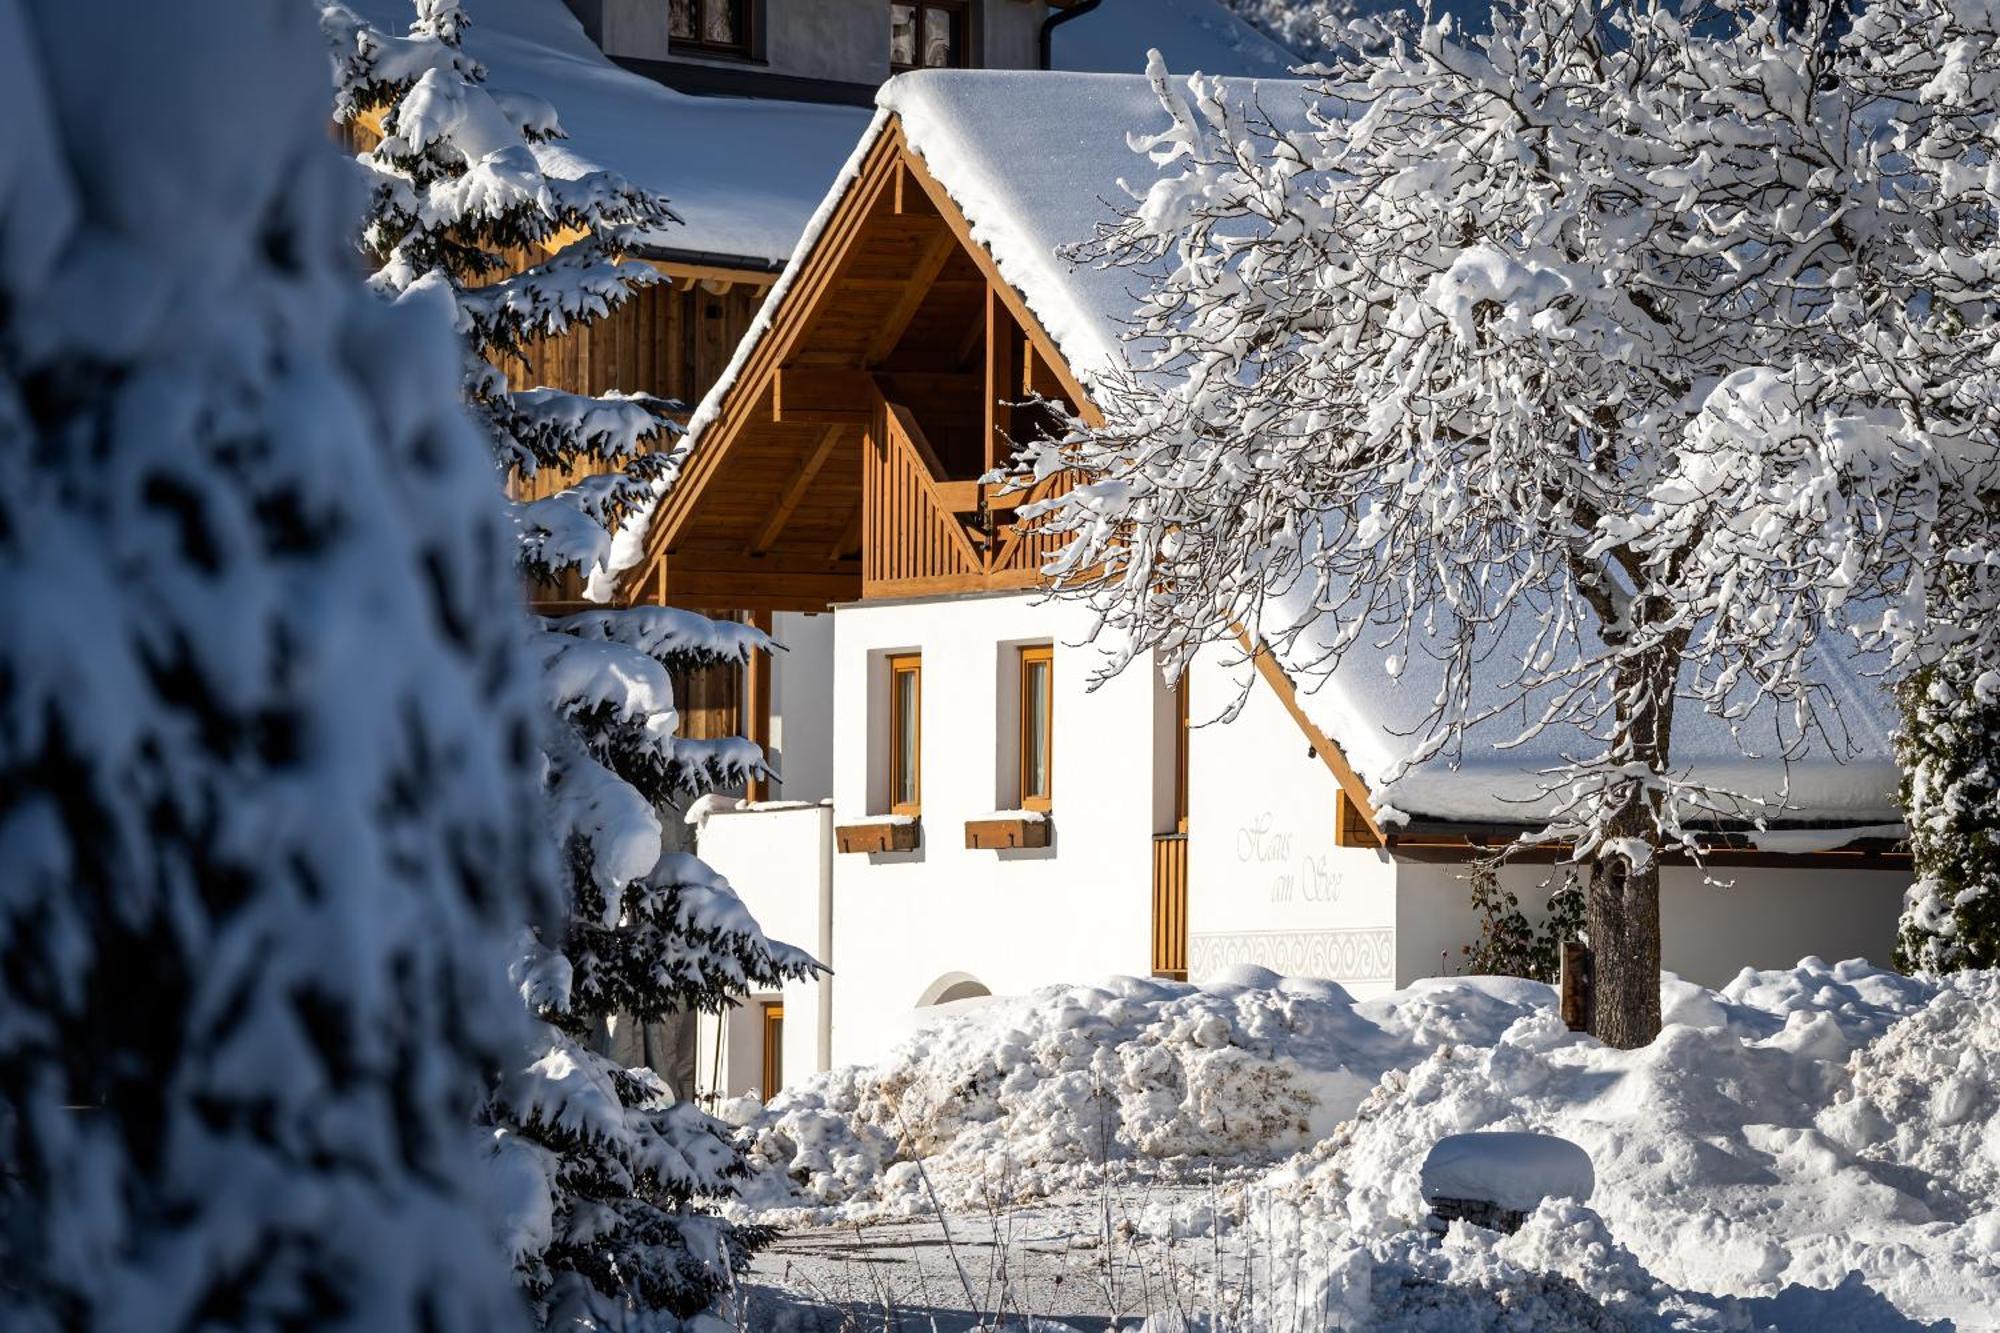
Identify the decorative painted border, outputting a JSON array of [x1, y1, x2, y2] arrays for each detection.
[[1188, 927, 1395, 985]]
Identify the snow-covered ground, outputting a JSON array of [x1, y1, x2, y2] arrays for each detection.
[[728, 962, 1996, 1330]]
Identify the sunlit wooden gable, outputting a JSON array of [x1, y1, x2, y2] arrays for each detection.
[[626, 117, 1098, 613]]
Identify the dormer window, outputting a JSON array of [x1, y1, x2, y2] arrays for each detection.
[[670, 0, 749, 56], [890, 1, 966, 73]]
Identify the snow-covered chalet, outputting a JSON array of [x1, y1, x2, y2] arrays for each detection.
[[619, 71, 1916, 1097], [380, 0, 1914, 1104]]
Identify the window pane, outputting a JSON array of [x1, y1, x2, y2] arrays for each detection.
[[1025, 660, 1049, 797], [922, 6, 957, 67], [669, 0, 695, 39], [704, 0, 740, 44], [896, 669, 918, 805], [890, 4, 917, 67]]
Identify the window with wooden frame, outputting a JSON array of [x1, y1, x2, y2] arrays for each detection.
[[889, 0, 968, 73], [888, 653, 922, 815], [670, 0, 751, 56], [1018, 644, 1053, 812]]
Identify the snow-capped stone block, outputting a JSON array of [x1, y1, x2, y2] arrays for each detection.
[[1421, 1131, 1595, 1234]]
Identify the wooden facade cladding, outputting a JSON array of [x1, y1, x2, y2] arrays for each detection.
[[627, 121, 1102, 614]]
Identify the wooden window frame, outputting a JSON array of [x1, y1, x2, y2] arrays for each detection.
[[889, 0, 971, 74], [671, 0, 755, 59], [760, 1000, 784, 1096], [888, 652, 922, 816], [1018, 644, 1053, 813]]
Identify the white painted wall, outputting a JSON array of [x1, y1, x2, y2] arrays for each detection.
[[1185, 648, 1400, 995], [828, 591, 1162, 1065], [693, 803, 832, 1095], [771, 610, 835, 802], [1393, 858, 1910, 989]]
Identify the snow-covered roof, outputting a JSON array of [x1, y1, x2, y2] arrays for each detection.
[[344, 0, 872, 268], [1264, 582, 1904, 830], [879, 69, 1319, 391], [879, 72, 1900, 832], [669, 66, 1904, 833], [1052, 0, 1298, 77], [339, 0, 1292, 272]]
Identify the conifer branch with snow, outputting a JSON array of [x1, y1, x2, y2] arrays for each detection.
[[322, 2, 817, 1325], [0, 2, 551, 1328]]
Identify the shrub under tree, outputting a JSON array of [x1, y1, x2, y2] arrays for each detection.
[[322, 2, 815, 1325], [0, 1, 549, 1328]]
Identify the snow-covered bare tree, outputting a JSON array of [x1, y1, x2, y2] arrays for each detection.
[[321, 2, 816, 1325], [1033, 0, 1967, 1047], [1842, 0, 2000, 971], [0, 1, 548, 1330], [1220, 0, 1480, 60]]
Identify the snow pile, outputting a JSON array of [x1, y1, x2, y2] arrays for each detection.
[[1824, 970, 2000, 1221], [739, 959, 1998, 1326], [1265, 960, 1989, 1324], [1419, 1132, 1595, 1214], [731, 968, 1551, 1214]]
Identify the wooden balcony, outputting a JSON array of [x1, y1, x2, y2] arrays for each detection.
[[1151, 832, 1189, 981], [862, 398, 1073, 598]]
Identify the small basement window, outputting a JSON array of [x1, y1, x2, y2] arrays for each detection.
[[889, 652, 922, 815], [670, 0, 750, 56], [1018, 644, 1052, 812], [890, 1, 967, 73]]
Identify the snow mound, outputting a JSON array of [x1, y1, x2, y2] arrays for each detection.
[[1823, 970, 2000, 1218], [1268, 963, 1992, 1326], [1420, 1132, 1594, 1213], [732, 973, 1550, 1215], [739, 959, 1998, 1326]]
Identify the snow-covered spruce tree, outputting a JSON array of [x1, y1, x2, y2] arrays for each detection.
[[322, 3, 816, 1325], [1034, 1, 1953, 1048], [0, 2, 549, 1330], [1843, 0, 2000, 971]]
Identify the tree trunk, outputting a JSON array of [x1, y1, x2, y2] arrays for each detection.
[[1584, 802, 1663, 1048], [1583, 638, 1680, 1050]]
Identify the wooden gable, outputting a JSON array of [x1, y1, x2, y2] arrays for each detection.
[[625, 121, 1099, 613]]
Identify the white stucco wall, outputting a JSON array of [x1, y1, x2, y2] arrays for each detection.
[[693, 802, 832, 1094], [1392, 858, 1909, 990], [827, 591, 1164, 1065], [1184, 649, 1400, 995], [771, 610, 834, 802]]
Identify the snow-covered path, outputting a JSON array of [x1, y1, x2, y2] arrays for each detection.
[[742, 1197, 1198, 1331]]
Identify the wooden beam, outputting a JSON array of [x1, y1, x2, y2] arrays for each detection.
[[749, 424, 846, 556], [643, 258, 780, 289], [894, 160, 941, 217], [955, 304, 985, 367], [636, 131, 903, 575], [769, 367, 873, 425], [829, 503, 864, 561], [1237, 633, 1385, 845], [984, 283, 1025, 472], [744, 609, 773, 801], [863, 227, 958, 365], [896, 135, 1102, 426]]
